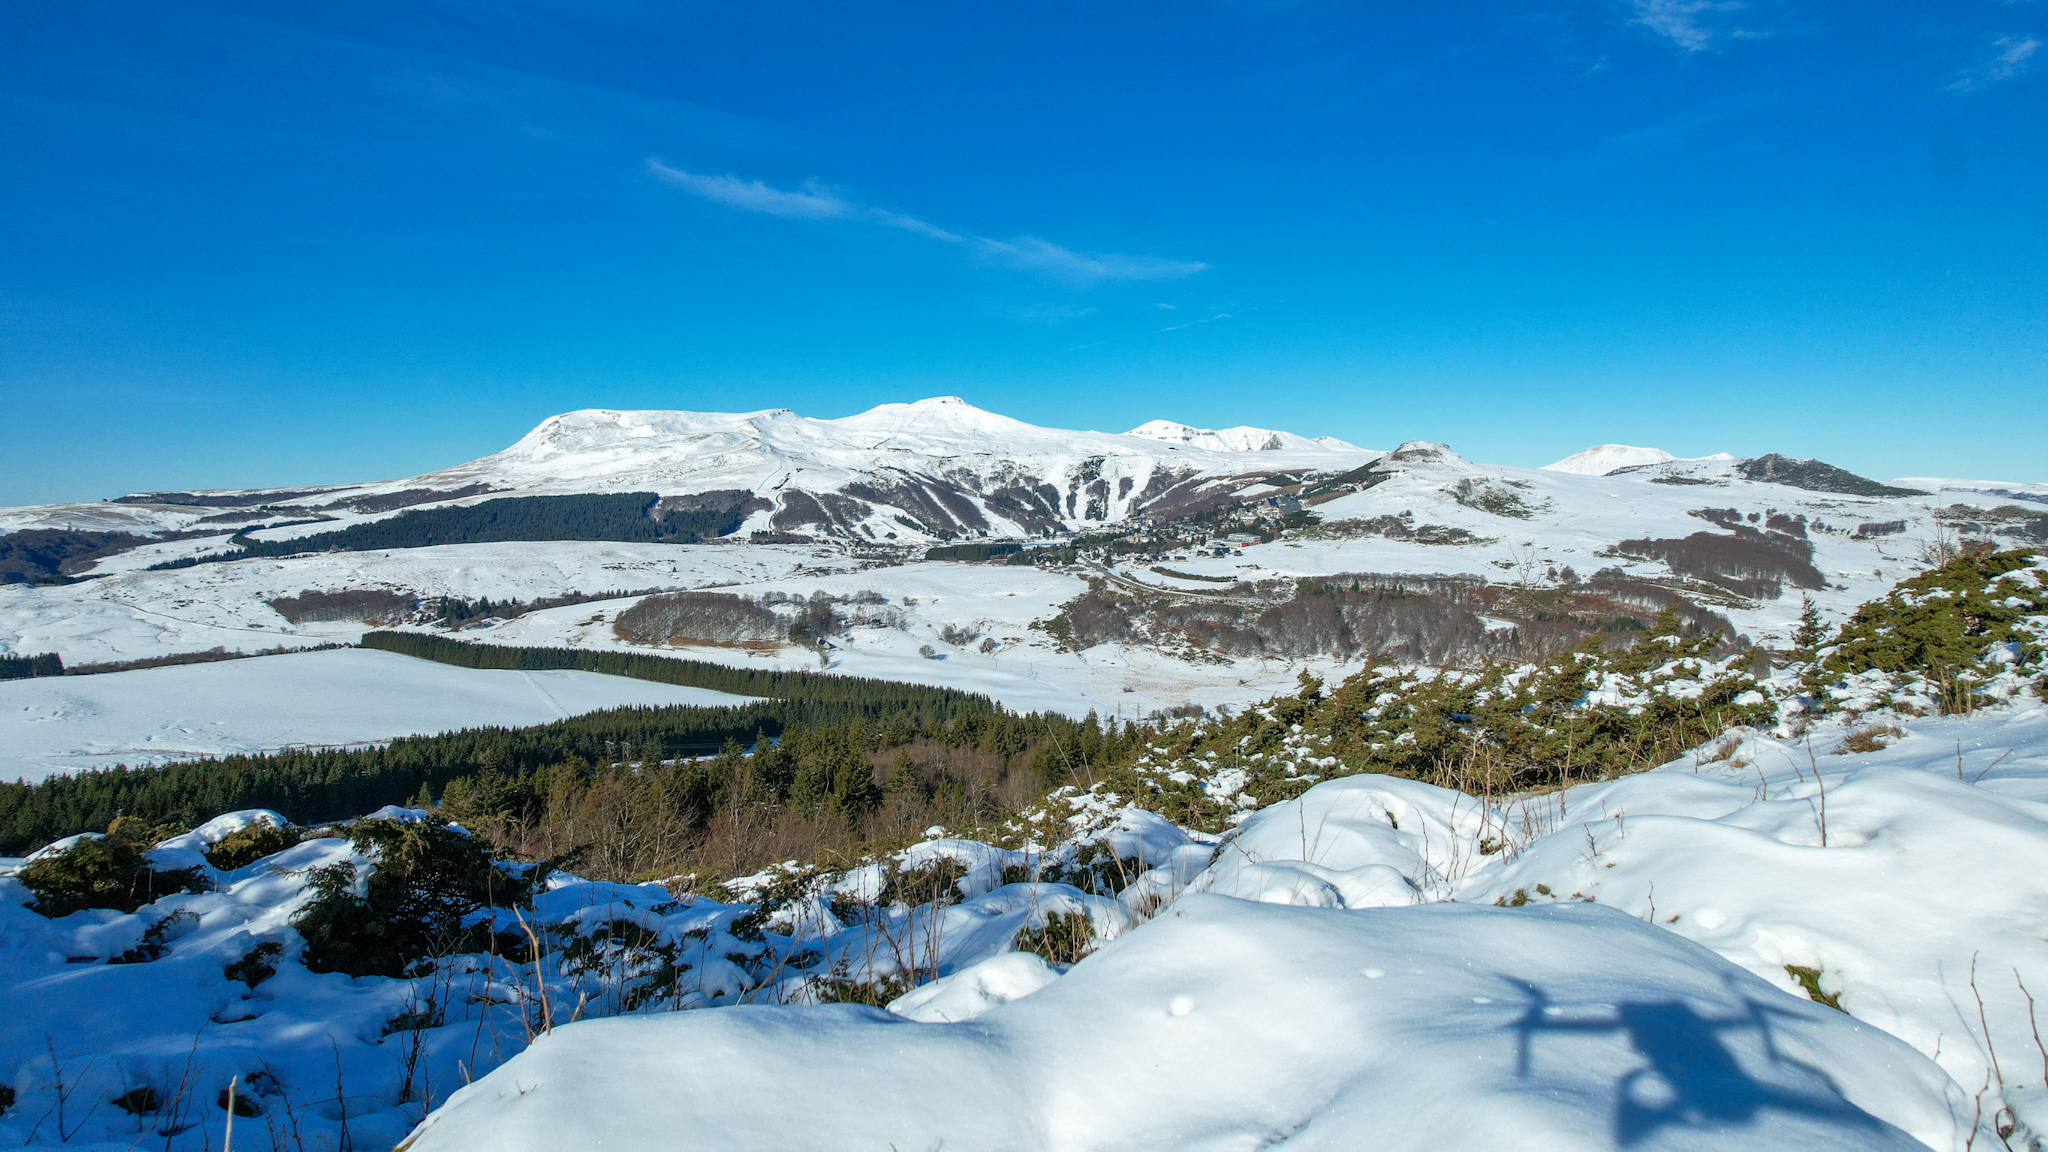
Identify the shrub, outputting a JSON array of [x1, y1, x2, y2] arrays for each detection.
[[810, 967, 917, 1007], [112, 1087, 161, 1115], [205, 823, 302, 870], [225, 941, 282, 988], [1832, 724, 1904, 755], [1039, 844, 1147, 896], [878, 859, 966, 909], [292, 817, 537, 978], [17, 835, 209, 918], [111, 909, 199, 963], [1015, 911, 1095, 965], [1448, 479, 1536, 519], [1807, 548, 2045, 712], [1784, 964, 1844, 1011]]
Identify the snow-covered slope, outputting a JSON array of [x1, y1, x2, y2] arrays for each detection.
[[5, 423, 2041, 719], [394, 700, 2048, 1151], [410, 899, 1966, 1151], [0, 648, 760, 781], [1542, 443, 1676, 475], [14, 698, 2037, 1151], [328, 398, 1378, 542], [1125, 418, 1367, 454]]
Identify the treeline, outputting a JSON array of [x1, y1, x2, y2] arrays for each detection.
[[1, 529, 151, 584], [357, 632, 991, 716], [147, 491, 761, 570], [0, 636, 1000, 854], [0, 652, 65, 680], [0, 699, 1136, 873], [924, 541, 1023, 562], [439, 708, 1146, 883]]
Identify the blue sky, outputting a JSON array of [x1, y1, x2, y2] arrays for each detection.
[[2, 0, 2042, 504]]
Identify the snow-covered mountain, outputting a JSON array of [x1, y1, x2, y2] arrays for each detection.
[[1541, 443, 1676, 475], [117, 398, 1375, 545], [1125, 419, 1365, 454]]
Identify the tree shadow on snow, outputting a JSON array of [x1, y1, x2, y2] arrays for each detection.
[[1503, 976, 1902, 1146]]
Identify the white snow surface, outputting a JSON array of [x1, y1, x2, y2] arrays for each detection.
[[1542, 443, 1678, 475], [3, 398, 2044, 769], [1124, 418, 1369, 454], [0, 648, 759, 781], [5, 702, 2045, 1150], [408, 898, 1963, 1152], [401, 398, 1372, 510]]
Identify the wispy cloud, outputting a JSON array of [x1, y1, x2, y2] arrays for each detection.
[[973, 236, 1205, 283], [647, 160, 1204, 285], [1626, 0, 1746, 52], [646, 166, 852, 220], [1949, 35, 2040, 92]]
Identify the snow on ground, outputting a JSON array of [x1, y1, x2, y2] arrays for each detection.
[[409, 898, 1967, 1152], [0, 502, 211, 536], [4, 700, 2042, 1150], [1196, 704, 2048, 1137], [0, 541, 867, 665], [1154, 445, 2008, 646], [474, 559, 1344, 720], [0, 541, 1342, 721], [3, 437, 2040, 736], [1542, 443, 1679, 474], [0, 649, 760, 782]]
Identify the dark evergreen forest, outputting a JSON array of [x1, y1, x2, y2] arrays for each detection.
[[147, 492, 760, 570], [0, 636, 1001, 853], [0, 652, 65, 680], [0, 530, 152, 584]]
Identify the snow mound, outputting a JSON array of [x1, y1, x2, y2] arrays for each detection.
[[1544, 444, 1678, 475], [886, 950, 1062, 1023], [404, 896, 1968, 1152]]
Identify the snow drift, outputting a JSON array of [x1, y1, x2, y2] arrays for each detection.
[[405, 896, 1968, 1152]]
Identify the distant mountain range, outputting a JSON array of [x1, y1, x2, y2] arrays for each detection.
[[0, 398, 1993, 556], [69, 399, 1373, 546]]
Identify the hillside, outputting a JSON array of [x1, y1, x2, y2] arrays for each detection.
[[2, 550, 2043, 1150], [4, 402, 2046, 781]]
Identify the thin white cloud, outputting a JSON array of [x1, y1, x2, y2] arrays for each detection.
[[1627, 0, 1745, 51], [1950, 35, 2040, 91], [646, 162, 852, 220], [1162, 313, 1233, 332], [867, 208, 963, 243], [974, 236, 1207, 284], [647, 159, 1205, 284]]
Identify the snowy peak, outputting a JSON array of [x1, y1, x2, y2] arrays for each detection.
[[834, 396, 1052, 443], [1126, 419, 1360, 453], [1543, 445, 1676, 476], [380, 400, 1387, 545]]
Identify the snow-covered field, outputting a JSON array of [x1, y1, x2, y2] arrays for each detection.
[[0, 541, 871, 667], [4, 400, 2044, 759], [4, 699, 2044, 1151], [0, 649, 760, 782], [4, 458, 2033, 736]]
